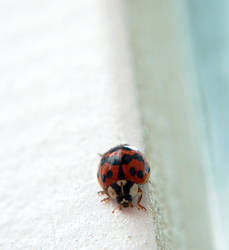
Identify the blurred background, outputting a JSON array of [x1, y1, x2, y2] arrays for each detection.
[[187, 2, 229, 248], [187, 1, 229, 249], [125, 0, 228, 249]]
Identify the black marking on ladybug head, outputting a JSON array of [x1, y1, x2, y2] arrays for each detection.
[[110, 182, 121, 194], [117, 193, 132, 202], [122, 201, 129, 208], [123, 180, 134, 193], [109, 180, 138, 208]]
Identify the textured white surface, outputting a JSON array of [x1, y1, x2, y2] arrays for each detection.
[[0, 1, 156, 249]]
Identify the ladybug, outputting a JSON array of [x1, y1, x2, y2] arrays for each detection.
[[97, 144, 150, 212]]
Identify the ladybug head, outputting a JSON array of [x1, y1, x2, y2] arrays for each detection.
[[107, 180, 138, 208]]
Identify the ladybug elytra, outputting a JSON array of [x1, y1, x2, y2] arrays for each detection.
[[97, 144, 150, 212]]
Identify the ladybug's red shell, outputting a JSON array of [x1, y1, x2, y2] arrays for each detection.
[[97, 144, 150, 190]]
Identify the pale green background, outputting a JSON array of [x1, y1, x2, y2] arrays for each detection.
[[125, 0, 228, 249]]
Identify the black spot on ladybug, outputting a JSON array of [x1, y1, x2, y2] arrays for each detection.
[[102, 174, 106, 183], [129, 167, 136, 176], [122, 154, 132, 164], [118, 165, 125, 180], [145, 163, 150, 173], [137, 170, 144, 179], [106, 170, 113, 178], [132, 153, 144, 162]]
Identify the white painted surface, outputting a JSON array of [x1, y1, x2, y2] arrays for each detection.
[[0, 1, 156, 249]]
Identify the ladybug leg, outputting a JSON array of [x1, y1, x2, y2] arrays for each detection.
[[129, 202, 134, 208], [112, 204, 122, 213], [137, 188, 146, 211], [98, 190, 110, 202], [97, 190, 107, 196], [101, 197, 110, 203], [98, 190, 110, 203]]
